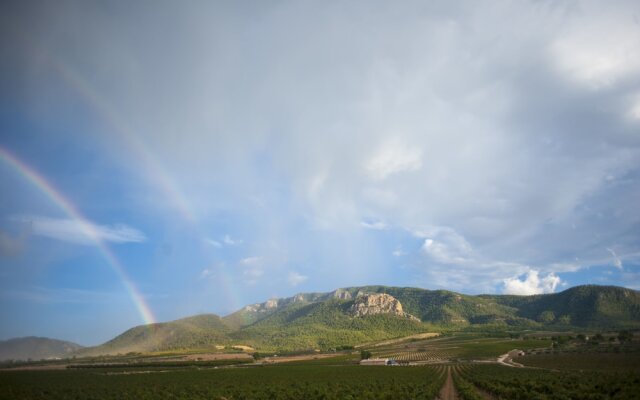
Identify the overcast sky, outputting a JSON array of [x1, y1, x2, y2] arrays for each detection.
[[1, 0, 639, 345]]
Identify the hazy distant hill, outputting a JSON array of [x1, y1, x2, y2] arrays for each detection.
[[0, 337, 83, 361], [73, 285, 640, 355]]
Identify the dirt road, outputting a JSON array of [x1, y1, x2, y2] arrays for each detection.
[[437, 366, 459, 400]]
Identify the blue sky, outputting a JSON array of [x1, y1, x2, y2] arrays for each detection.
[[1, 0, 639, 345]]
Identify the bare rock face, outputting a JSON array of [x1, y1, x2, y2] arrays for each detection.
[[332, 288, 352, 300], [349, 293, 420, 321], [264, 299, 279, 309], [244, 298, 279, 313]]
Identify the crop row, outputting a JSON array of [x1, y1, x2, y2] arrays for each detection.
[[377, 350, 452, 362], [456, 364, 640, 400], [0, 365, 446, 400]]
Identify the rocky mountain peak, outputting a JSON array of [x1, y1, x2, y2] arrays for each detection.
[[349, 293, 419, 321]]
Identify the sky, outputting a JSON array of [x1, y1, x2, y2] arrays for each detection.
[[0, 0, 639, 346]]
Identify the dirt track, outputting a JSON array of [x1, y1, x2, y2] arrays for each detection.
[[437, 366, 459, 400]]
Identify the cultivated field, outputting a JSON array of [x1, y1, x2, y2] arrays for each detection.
[[1, 332, 638, 399]]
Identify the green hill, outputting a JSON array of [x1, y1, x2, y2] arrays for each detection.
[[484, 285, 640, 328], [0, 337, 83, 361], [79, 314, 231, 356], [74, 285, 640, 355], [230, 298, 426, 350]]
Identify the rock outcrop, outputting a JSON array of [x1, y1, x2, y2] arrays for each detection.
[[243, 298, 279, 313], [332, 288, 352, 300], [349, 293, 420, 321]]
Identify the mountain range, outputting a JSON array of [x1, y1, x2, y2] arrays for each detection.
[[3, 284, 639, 360]]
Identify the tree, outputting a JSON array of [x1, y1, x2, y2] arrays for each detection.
[[360, 350, 372, 360], [537, 311, 555, 324]]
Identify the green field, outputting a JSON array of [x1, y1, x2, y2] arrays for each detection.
[[1, 332, 639, 399], [0, 365, 445, 400], [518, 351, 640, 371], [456, 364, 640, 399]]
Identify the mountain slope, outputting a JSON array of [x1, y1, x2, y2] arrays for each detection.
[[0, 337, 83, 361], [75, 284, 640, 355], [485, 285, 640, 327], [80, 314, 230, 356], [230, 296, 426, 350]]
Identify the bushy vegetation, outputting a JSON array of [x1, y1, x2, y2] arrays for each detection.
[[73, 285, 639, 356], [0, 365, 445, 400], [458, 364, 640, 399], [232, 300, 427, 351]]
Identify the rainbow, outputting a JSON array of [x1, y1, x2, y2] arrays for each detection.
[[9, 21, 196, 226], [0, 146, 156, 325]]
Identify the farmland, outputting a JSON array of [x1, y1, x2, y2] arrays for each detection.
[[0, 365, 445, 400], [0, 332, 638, 399], [455, 364, 639, 399]]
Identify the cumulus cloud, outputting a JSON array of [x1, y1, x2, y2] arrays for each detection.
[[12, 216, 146, 245], [287, 271, 308, 286], [417, 227, 473, 265], [503, 270, 562, 295]]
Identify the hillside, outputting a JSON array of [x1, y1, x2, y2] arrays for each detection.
[[230, 296, 426, 350], [483, 285, 640, 328], [79, 314, 231, 356], [64, 284, 640, 355], [0, 337, 83, 361]]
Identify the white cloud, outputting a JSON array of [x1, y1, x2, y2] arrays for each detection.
[[418, 227, 473, 265], [366, 141, 422, 180], [200, 268, 214, 278], [550, 5, 640, 90], [203, 238, 222, 248], [392, 248, 406, 257], [360, 220, 387, 230], [606, 248, 623, 269], [223, 235, 242, 246], [13, 216, 146, 245], [503, 270, 562, 295], [240, 256, 261, 265], [287, 271, 308, 286]]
